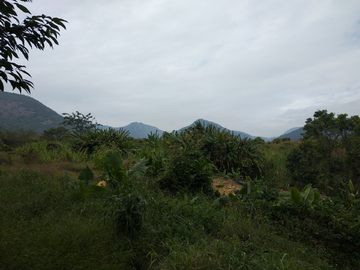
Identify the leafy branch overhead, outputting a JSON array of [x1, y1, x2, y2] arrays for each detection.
[[0, 0, 67, 93]]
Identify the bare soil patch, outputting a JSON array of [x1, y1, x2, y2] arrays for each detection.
[[212, 177, 243, 195]]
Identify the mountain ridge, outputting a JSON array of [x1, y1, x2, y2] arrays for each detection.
[[0, 92, 304, 140], [0, 91, 64, 134]]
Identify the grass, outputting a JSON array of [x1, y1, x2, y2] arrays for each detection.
[[0, 167, 331, 269], [0, 140, 342, 269], [260, 141, 300, 190]]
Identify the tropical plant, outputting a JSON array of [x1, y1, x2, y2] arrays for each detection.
[[289, 184, 320, 207], [71, 127, 133, 155], [0, 0, 67, 92], [288, 110, 360, 196], [174, 121, 265, 180], [40, 127, 69, 142], [139, 132, 170, 177], [159, 149, 214, 195]]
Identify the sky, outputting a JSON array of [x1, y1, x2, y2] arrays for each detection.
[[7, 0, 360, 137]]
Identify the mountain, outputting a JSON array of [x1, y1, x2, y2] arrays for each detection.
[[0, 91, 304, 140], [281, 127, 302, 136], [179, 119, 269, 140], [277, 127, 304, 141], [0, 91, 63, 134], [102, 122, 164, 139]]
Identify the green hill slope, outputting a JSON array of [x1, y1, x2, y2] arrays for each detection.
[[0, 91, 63, 134], [277, 127, 304, 140]]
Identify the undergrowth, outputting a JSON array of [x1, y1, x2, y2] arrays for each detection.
[[0, 125, 358, 269]]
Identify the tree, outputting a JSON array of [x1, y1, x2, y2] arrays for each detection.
[[287, 110, 360, 196], [40, 126, 69, 142], [61, 111, 101, 135], [0, 0, 67, 93]]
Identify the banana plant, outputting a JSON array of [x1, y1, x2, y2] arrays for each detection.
[[290, 184, 320, 207], [65, 166, 106, 200], [65, 151, 148, 199]]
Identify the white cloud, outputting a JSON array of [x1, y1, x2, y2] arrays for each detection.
[[8, 0, 360, 137]]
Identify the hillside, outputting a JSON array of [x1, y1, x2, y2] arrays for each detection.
[[180, 119, 272, 141], [277, 127, 304, 140], [0, 91, 304, 140], [0, 91, 63, 134], [102, 122, 164, 139]]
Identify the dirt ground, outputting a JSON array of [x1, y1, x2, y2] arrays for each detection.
[[212, 177, 243, 195]]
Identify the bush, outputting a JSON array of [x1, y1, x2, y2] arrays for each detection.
[[71, 128, 135, 156], [40, 127, 70, 142], [0, 128, 37, 149], [264, 197, 360, 268], [286, 148, 319, 188], [159, 150, 214, 195]]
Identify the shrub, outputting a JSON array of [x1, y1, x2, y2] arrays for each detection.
[[40, 127, 70, 142], [286, 148, 319, 188], [46, 141, 62, 151], [71, 128, 135, 156], [159, 150, 214, 195], [0, 128, 36, 149]]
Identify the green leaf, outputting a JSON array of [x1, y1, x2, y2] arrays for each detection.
[[65, 171, 76, 189], [77, 165, 94, 186], [78, 181, 89, 200], [349, 180, 354, 193], [302, 186, 314, 206], [127, 157, 148, 179], [290, 187, 301, 204], [52, 17, 67, 29], [302, 184, 312, 193], [89, 184, 107, 195], [313, 188, 320, 204], [15, 3, 31, 14], [104, 151, 123, 170]]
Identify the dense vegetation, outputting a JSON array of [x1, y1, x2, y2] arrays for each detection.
[[0, 110, 359, 269]]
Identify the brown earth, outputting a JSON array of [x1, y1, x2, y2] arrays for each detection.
[[212, 177, 243, 195]]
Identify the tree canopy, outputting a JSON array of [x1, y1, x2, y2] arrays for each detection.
[[61, 111, 101, 135], [287, 109, 360, 196], [0, 0, 67, 93]]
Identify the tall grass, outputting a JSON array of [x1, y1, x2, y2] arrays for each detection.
[[0, 166, 331, 269], [260, 141, 300, 189], [13, 141, 86, 164], [0, 136, 345, 269]]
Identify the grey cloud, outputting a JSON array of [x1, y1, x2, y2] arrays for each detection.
[[10, 0, 360, 137]]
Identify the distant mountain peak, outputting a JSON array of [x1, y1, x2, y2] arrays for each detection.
[[0, 91, 63, 134]]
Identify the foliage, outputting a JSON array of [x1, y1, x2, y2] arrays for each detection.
[[61, 111, 100, 135], [71, 127, 134, 155], [0, 0, 66, 92], [289, 184, 320, 207], [286, 109, 360, 196], [0, 127, 36, 149], [260, 140, 300, 189], [14, 140, 85, 163], [238, 178, 280, 203], [264, 197, 360, 268], [0, 142, 352, 269], [94, 150, 149, 237], [140, 132, 170, 177], [174, 121, 265, 180], [159, 149, 214, 195], [40, 126, 69, 142], [286, 148, 319, 188], [3, 112, 360, 269]]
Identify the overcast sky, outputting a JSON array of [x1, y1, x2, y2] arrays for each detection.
[[8, 0, 360, 137]]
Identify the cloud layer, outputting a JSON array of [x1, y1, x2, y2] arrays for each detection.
[[10, 0, 360, 137]]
